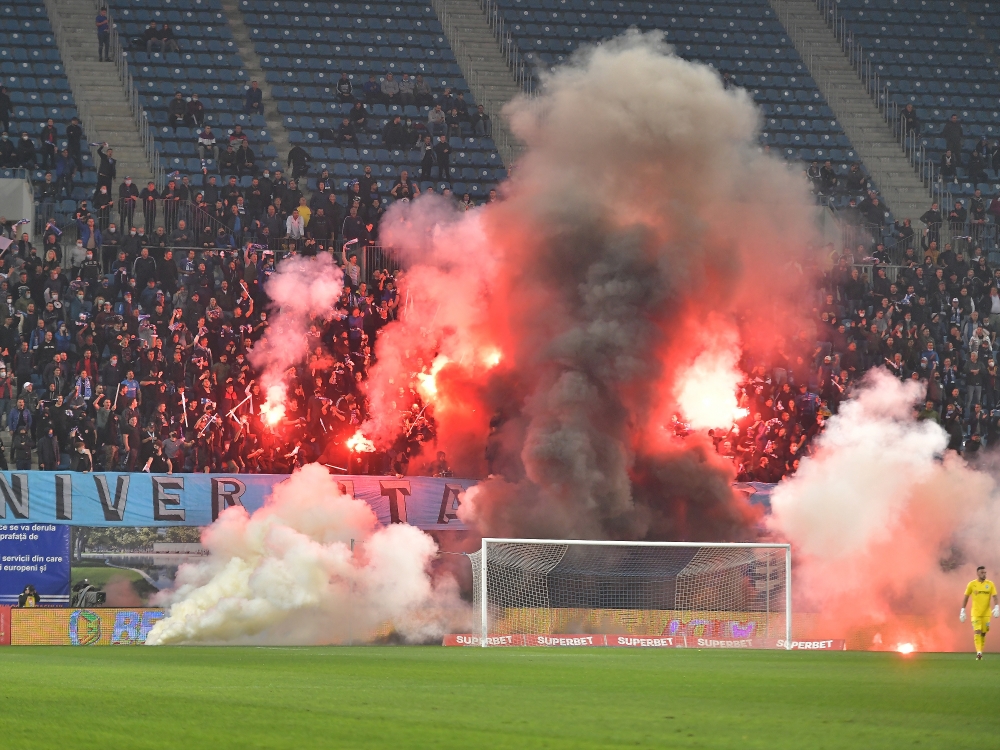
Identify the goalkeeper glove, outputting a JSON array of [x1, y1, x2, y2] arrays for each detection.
[[994, 605, 1000, 618], [960, 608, 966, 623]]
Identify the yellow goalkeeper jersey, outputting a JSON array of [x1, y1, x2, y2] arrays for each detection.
[[965, 579, 997, 618]]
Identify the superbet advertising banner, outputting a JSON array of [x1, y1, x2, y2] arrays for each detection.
[[0, 472, 476, 529], [443, 634, 846, 649], [10, 608, 166, 645]]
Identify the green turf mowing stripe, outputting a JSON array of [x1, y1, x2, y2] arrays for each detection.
[[0, 647, 993, 749]]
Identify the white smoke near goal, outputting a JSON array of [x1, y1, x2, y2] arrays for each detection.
[[145, 465, 466, 645]]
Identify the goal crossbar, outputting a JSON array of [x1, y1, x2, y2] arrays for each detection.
[[476, 539, 792, 649]]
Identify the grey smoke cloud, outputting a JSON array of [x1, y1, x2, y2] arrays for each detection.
[[375, 31, 818, 540]]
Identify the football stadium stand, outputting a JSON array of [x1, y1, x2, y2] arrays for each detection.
[[1, 0, 94, 227], [823, 0, 1000, 196], [484, 0, 868, 199], [237, 0, 506, 198]]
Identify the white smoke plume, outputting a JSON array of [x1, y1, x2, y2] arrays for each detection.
[[146, 465, 466, 645], [768, 370, 1000, 651], [249, 253, 345, 420]]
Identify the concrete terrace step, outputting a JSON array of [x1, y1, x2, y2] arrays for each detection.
[[218, 0, 293, 180], [50, 0, 156, 186], [433, 0, 528, 165]]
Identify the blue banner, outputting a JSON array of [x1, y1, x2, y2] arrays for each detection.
[[0, 524, 71, 605], [0, 472, 477, 530]]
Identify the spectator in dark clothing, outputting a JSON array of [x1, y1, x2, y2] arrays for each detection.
[[942, 115, 963, 159], [349, 102, 367, 130], [143, 22, 163, 54], [37, 427, 59, 471], [39, 119, 57, 170], [382, 116, 408, 150], [186, 93, 205, 127], [433, 136, 452, 182], [414, 74, 432, 107], [95, 8, 111, 60], [218, 144, 239, 179], [362, 74, 380, 103], [966, 351, 985, 416], [307, 208, 332, 248], [12, 427, 32, 471], [471, 105, 492, 138], [96, 143, 116, 191], [16, 132, 36, 169], [168, 92, 188, 131], [819, 160, 838, 193], [900, 104, 919, 136], [118, 176, 139, 229], [342, 205, 367, 248], [921, 202, 943, 247], [235, 142, 255, 177], [336, 118, 357, 145], [949, 200, 968, 235], [0, 132, 15, 168], [0, 85, 12, 135], [244, 81, 264, 116], [336, 73, 354, 102], [66, 116, 84, 172], [287, 145, 309, 180]]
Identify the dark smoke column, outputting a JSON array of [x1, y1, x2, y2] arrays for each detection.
[[372, 31, 818, 542]]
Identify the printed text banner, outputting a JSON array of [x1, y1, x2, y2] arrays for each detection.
[[0, 524, 70, 605], [0, 472, 477, 529]]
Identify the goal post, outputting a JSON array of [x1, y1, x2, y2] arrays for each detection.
[[471, 539, 792, 648]]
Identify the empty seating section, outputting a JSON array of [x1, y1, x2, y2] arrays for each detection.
[[971, 0, 1000, 57], [840, 0, 1000, 196], [241, 0, 505, 197], [494, 0, 866, 209], [107, 0, 268, 183], [1, 0, 91, 220]]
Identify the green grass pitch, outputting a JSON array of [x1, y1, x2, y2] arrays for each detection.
[[0, 646, 994, 749]]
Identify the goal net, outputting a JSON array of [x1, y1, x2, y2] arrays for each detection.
[[470, 539, 791, 647]]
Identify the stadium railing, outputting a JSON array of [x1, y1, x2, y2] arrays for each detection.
[[478, 0, 536, 96], [430, 0, 532, 167]]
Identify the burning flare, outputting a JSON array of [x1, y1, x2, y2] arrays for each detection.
[[481, 348, 502, 368], [674, 340, 743, 430], [259, 385, 286, 427], [416, 356, 450, 401], [347, 430, 375, 453]]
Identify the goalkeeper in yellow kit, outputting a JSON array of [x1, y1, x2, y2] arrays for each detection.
[[961, 566, 999, 660]]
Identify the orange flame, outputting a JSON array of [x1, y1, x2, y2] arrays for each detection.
[[259, 385, 286, 427], [416, 356, 450, 401], [674, 341, 743, 430], [481, 348, 502, 368], [347, 430, 375, 453]]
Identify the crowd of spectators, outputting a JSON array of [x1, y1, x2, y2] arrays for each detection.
[[2, 100, 505, 477], [10, 112, 1000, 482], [720, 233, 1000, 483], [21, 85, 1000, 483], [0, 204, 425, 475], [802, 109, 1000, 252]]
